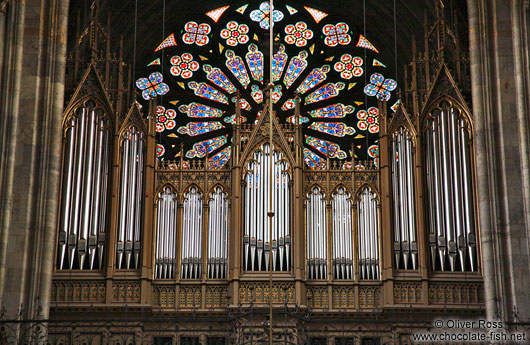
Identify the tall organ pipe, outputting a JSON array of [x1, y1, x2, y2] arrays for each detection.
[[208, 188, 228, 279], [358, 188, 379, 280]]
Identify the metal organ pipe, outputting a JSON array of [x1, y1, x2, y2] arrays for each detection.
[[425, 105, 477, 272], [358, 188, 379, 280], [208, 188, 228, 279], [181, 188, 203, 279], [306, 188, 327, 280], [155, 188, 177, 279], [57, 107, 111, 270], [243, 144, 290, 272], [332, 188, 353, 279], [390, 127, 418, 270]]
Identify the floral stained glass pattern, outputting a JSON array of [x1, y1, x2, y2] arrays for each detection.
[[136, 72, 169, 100], [224, 114, 248, 124], [304, 148, 327, 169], [232, 97, 252, 110], [188, 82, 228, 104], [226, 50, 251, 88], [250, 2, 284, 30], [209, 146, 232, 169], [272, 45, 288, 82], [323, 23, 351, 47], [309, 104, 355, 118], [246, 44, 264, 83], [305, 82, 345, 105], [186, 135, 228, 158], [364, 73, 397, 101], [203, 64, 237, 94], [251, 85, 264, 104], [272, 85, 283, 104], [334, 54, 363, 79], [357, 107, 380, 133], [368, 145, 378, 159], [155, 106, 177, 132], [183, 22, 211, 46], [284, 22, 313, 47], [284, 51, 308, 88], [281, 98, 296, 111], [179, 103, 224, 118], [309, 122, 355, 137], [220, 21, 250, 46], [177, 122, 224, 136], [170, 53, 199, 79], [306, 136, 347, 159], [286, 115, 309, 124], [296, 65, 330, 94], [156, 144, 165, 158]]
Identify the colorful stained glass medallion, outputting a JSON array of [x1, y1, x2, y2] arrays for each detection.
[[334, 54, 363, 79], [284, 22, 313, 47], [286, 115, 309, 124], [203, 64, 237, 94], [246, 44, 264, 82], [357, 107, 380, 133], [188, 82, 229, 104], [284, 51, 308, 88], [170, 53, 199, 79], [296, 65, 330, 94], [226, 50, 251, 88], [306, 136, 347, 159], [136, 72, 169, 100], [251, 85, 264, 104], [309, 104, 355, 118], [250, 2, 284, 30], [272, 85, 283, 103], [186, 135, 228, 158], [156, 144, 165, 157], [183, 22, 211, 46], [155, 106, 177, 132], [224, 114, 248, 124], [323, 23, 351, 47], [209, 146, 231, 169], [364, 73, 397, 101], [305, 82, 345, 105], [177, 122, 224, 136], [281, 98, 296, 111], [304, 148, 326, 169], [309, 122, 355, 137], [232, 97, 252, 110], [179, 103, 224, 118], [272, 44, 288, 82], [220, 21, 250, 46], [368, 144, 378, 159]]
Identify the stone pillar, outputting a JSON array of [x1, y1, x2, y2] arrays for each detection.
[[467, 0, 530, 322], [0, 0, 69, 319]]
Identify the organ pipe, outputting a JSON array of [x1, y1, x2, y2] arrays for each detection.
[[358, 187, 379, 280], [425, 104, 477, 272], [116, 126, 145, 269], [243, 143, 290, 271], [306, 188, 327, 280], [155, 188, 178, 279], [208, 187, 229, 279], [390, 127, 418, 270], [181, 187, 203, 279], [58, 107, 110, 270], [332, 188, 353, 279]]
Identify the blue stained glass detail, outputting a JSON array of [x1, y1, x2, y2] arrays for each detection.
[[209, 146, 231, 169], [304, 148, 326, 169], [305, 82, 345, 105], [309, 104, 355, 118], [225, 50, 251, 88], [245, 44, 264, 83], [203, 64, 237, 94], [305, 135, 347, 159], [188, 82, 228, 104], [272, 44, 288, 82], [272, 85, 283, 103], [186, 135, 228, 158], [309, 122, 356, 137], [177, 122, 224, 136], [296, 65, 330, 94], [179, 103, 224, 118], [364, 73, 397, 101], [283, 51, 308, 88], [250, 2, 284, 30], [136, 72, 169, 100]]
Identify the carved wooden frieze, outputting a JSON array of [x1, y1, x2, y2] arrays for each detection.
[[51, 281, 106, 303]]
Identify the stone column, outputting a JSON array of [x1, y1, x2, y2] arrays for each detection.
[[467, 0, 530, 322], [0, 0, 69, 319]]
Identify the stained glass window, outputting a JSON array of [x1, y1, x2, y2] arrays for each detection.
[[136, 1, 396, 166]]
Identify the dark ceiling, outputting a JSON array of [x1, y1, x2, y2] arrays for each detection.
[[68, 0, 468, 84]]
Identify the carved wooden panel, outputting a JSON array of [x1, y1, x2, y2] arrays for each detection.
[[180, 286, 201, 308], [332, 287, 355, 308], [51, 281, 106, 303], [112, 281, 140, 303], [153, 286, 176, 307], [428, 282, 484, 305], [359, 286, 381, 309], [307, 286, 328, 308], [206, 286, 228, 308], [239, 282, 295, 304], [393, 282, 422, 304]]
